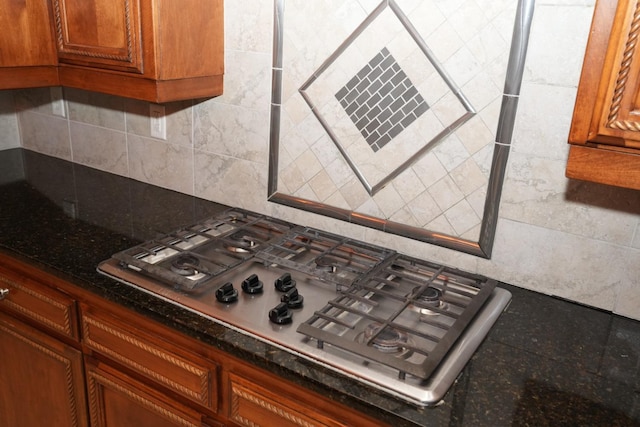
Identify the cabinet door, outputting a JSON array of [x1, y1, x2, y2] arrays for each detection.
[[51, 0, 145, 73], [85, 358, 204, 427], [588, 0, 640, 149], [0, 0, 59, 88], [227, 370, 387, 427], [567, 0, 640, 189], [0, 312, 88, 427]]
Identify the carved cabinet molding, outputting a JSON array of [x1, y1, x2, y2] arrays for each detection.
[[568, 0, 640, 189]]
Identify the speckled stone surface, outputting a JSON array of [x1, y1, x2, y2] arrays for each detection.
[[1, 148, 639, 426]]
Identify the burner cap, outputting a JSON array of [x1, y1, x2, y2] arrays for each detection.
[[363, 323, 408, 353], [225, 231, 257, 253], [171, 254, 200, 276], [315, 256, 337, 273], [417, 286, 442, 306]]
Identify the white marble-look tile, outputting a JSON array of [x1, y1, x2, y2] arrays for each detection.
[[511, 83, 576, 160], [450, 158, 487, 196], [454, 115, 494, 155], [13, 88, 56, 115], [70, 122, 128, 176], [339, 177, 371, 210], [408, 190, 441, 226], [194, 150, 267, 212], [224, 0, 273, 53], [372, 184, 405, 218], [18, 111, 71, 160], [444, 198, 480, 236], [502, 152, 640, 246], [481, 218, 632, 312], [614, 258, 640, 319], [524, 3, 594, 87], [412, 152, 448, 188], [392, 167, 427, 204], [216, 50, 271, 110], [126, 99, 193, 147], [309, 169, 338, 202], [0, 91, 20, 149], [428, 175, 464, 211], [66, 88, 125, 131], [128, 135, 194, 195], [194, 101, 268, 162], [633, 223, 640, 250]]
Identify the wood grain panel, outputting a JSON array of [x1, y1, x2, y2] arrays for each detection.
[[0, 267, 78, 340], [82, 310, 216, 411]]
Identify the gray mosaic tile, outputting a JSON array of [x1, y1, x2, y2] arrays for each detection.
[[335, 48, 429, 153]]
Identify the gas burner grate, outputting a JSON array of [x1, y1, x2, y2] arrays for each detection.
[[297, 254, 497, 380], [256, 227, 396, 288], [112, 209, 293, 291]]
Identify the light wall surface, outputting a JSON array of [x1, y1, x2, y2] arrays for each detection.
[[0, 91, 20, 150], [2, 0, 640, 321]]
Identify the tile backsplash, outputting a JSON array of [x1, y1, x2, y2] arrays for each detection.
[[2, 0, 639, 321]]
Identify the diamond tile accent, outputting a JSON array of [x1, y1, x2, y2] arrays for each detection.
[[335, 48, 429, 152]]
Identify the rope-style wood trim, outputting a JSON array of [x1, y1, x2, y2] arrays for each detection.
[[87, 370, 199, 427], [0, 323, 81, 427], [607, 0, 640, 131], [51, 0, 135, 63], [82, 315, 210, 405], [0, 275, 74, 337], [230, 383, 321, 427]]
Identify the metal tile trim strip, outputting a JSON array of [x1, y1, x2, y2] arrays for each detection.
[[268, 0, 536, 259]]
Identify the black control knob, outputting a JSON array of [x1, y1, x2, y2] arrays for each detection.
[[269, 302, 293, 324], [215, 282, 238, 303], [281, 287, 304, 309], [274, 273, 296, 292], [241, 274, 263, 294]]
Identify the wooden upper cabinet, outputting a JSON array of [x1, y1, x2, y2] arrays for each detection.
[[567, 0, 640, 190], [0, 0, 59, 89], [52, 0, 224, 102], [53, 0, 145, 73]]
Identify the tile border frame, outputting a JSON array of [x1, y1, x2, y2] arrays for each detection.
[[268, 0, 535, 258]]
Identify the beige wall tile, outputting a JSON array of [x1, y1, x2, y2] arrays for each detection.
[[19, 111, 71, 160], [128, 135, 194, 195], [0, 91, 20, 150], [70, 122, 128, 175], [66, 88, 125, 131]]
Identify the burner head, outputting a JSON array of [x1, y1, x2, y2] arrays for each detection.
[[170, 254, 200, 276], [225, 231, 257, 253], [417, 286, 443, 307], [363, 323, 409, 354], [412, 286, 447, 315], [315, 256, 338, 273]]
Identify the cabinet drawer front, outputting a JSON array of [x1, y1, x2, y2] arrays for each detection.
[[0, 273, 78, 340], [82, 312, 216, 411], [229, 373, 345, 427]]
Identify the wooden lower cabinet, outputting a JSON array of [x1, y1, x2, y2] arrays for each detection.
[[0, 254, 385, 427], [225, 362, 387, 427], [0, 312, 89, 427], [85, 358, 206, 427]]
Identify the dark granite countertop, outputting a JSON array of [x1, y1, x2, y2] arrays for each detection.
[[1, 148, 639, 426]]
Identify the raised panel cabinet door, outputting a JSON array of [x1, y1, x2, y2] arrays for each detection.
[[0, 312, 88, 427], [51, 0, 145, 73], [0, 0, 59, 88], [85, 358, 204, 427], [567, 0, 640, 189], [592, 0, 640, 149]]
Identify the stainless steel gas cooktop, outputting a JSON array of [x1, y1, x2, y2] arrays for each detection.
[[98, 208, 511, 407]]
